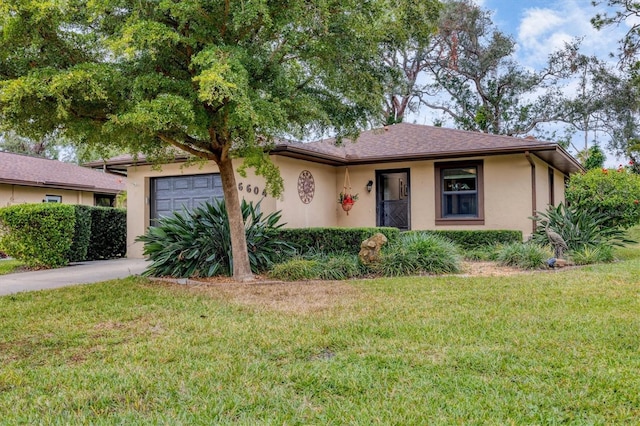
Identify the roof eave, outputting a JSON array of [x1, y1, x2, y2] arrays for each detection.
[[0, 179, 123, 194], [272, 144, 585, 175]]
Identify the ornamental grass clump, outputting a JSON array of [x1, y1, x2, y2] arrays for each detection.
[[268, 258, 321, 281], [570, 244, 615, 265], [496, 242, 550, 269], [376, 232, 461, 276]]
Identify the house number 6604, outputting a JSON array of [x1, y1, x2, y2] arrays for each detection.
[[238, 182, 266, 196]]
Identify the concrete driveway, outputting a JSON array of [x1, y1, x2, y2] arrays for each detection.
[[0, 258, 149, 296]]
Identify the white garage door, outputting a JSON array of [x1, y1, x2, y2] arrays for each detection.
[[151, 174, 223, 221]]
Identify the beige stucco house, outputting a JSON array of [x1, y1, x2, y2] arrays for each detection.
[[91, 123, 584, 258], [0, 151, 125, 207]]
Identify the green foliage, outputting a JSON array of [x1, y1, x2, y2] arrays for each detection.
[[68, 205, 92, 263], [86, 207, 127, 260], [532, 203, 630, 252], [566, 168, 640, 229], [571, 244, 615, 265], [422, 0, 578, 136], [0, 258, 23, 275], [269, 252, 364, 281], [376, 232, 461, 276], [0, 0, 391, 280], [277, 227, 401, 255], [0, 0, 388, 190], [581, 144, 607, 170], [463, 244, 502, 261], [138, 200, 293, 278], [0, 203, 75, 268], [405, 229, 522, 250], [268, 258, 322, 281], [496, 242, 550, 269]]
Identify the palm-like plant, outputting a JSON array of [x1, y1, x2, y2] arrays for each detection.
[[531, 203, 631, 251], [137, 199, 294, 278]]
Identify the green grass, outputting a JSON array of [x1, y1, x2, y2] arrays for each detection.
[[0, 259, 24, 275], [615, 224, 640, 260], [1, 236, 639, 424]]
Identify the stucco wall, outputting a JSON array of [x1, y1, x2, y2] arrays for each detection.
[[333, 155, 538, 238], [126, 152, 568, 258], [0, 184, 95, 207], [273, 156, 337, 229]]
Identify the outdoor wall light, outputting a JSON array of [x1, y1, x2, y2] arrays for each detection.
[[366, 180, 374, 193]]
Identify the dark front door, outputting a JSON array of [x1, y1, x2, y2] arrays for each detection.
[[376, 169, 410, 230]]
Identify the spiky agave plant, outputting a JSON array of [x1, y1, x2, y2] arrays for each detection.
[[137, 199, 294, 278]]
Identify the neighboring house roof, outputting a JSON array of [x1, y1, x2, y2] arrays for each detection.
[[0, 151, 126, 194], [87, 123, 585, 175]]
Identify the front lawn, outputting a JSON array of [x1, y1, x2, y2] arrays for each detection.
[[0, 259, 24, 275], [1, 244, 639, 424]]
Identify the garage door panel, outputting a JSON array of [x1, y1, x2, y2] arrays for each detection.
[[171, 198, 191, 211], [193, 176, 211, 189], [192, 196, 212, 209], [155, 179, 171, 191], [151, 174, 223, 221], [173, 178, 190, 191]]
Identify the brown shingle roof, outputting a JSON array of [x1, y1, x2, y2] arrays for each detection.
[[90, 123, 584, 175], [0, 151, 126, 193], [273, 123, 584, 174]]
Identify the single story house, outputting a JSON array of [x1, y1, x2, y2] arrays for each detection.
[[90, 123, 584, 258], [0, 151, 126, 208]]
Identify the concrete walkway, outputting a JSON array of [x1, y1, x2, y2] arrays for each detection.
[[0, 258, 149, 296]]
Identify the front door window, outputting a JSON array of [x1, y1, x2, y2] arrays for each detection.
[[376, 169, 410, 230]]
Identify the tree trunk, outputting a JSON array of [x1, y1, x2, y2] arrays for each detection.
[[217, 155, 254, 282]]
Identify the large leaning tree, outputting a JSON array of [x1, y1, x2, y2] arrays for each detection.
[[379, 0, 442, 124], [0, 0, 389, 281], [420, 0, 578, 136]]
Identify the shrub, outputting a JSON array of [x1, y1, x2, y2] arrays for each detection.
[[269, 258, 321, 281], [68, 205, 92, 262], [86, 207, 126, 260], [463, 244, 502, 261], [376, 232, 460, 276], [0, 203, 75, 268], [571, 244, 615, 265], [566, 167, 640, 229], [496, 242, 550, 269], [531, 203, 630, 251], [405, 230, 522, 250], [316, 254, 364, 280], [276, 227, 400, 255], [138, 199, 294, 278]]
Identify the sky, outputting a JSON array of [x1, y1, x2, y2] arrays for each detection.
[[481, 0, 625, 68], [410, 0, 633, 165]]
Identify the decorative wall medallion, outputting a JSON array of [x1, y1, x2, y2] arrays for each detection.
[[297, 170, 315, 204]]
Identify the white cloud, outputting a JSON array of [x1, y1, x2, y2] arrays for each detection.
[[515, 0, 622, 68]]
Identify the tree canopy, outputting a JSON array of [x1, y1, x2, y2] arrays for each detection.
[[378, 0, 441, 124], [0, 0, 389, 280], [419, 0, 577, 137]]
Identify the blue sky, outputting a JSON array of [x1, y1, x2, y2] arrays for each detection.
[[480, 0, 624, 68]]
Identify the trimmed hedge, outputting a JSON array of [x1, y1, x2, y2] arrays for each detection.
[[0, 203, 76, 268], [276, 227, 401, 255], [68, 205, 92, 262], [406, 230, 523, 250], [86, 207, 126, 260], [276, 227, 522, 255], [0, 204, 126, 267]]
